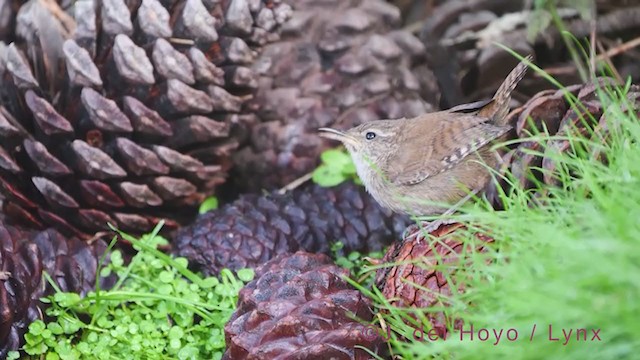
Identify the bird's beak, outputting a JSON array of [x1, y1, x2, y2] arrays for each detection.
[[318, 128, 358, 147]]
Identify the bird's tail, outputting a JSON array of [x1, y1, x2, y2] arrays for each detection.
[[478, 54, 533, 126]]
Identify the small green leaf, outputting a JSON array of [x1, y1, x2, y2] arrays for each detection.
[[199, 196, 219, 214], [335, 257, 353, 269], [312, 165, 347, 187], [53, 292, 81, 307], [159, 270, 174, 283], [77, 342, 91, 354], [6, 351, 20, 360], [100, 267, 112, 277], [236, 268, 255, 282], [110, 250, 124, 267], [331, 242, 344, 252], [96, 317, 114, 329], [24, 341, 48, 355], [169, 326, 184, 339], [46, 351, 60, 360], [178, 346, 199, 360], [170, 338, 182, 350], [87, 332, 99, 343], [320, 149, 351, 167], [158, 284, 173, 295], [29, 320, 46, 336], [342, 161, 357, 175], [200, 277, 218, 288], [174, 257, 189, 268]]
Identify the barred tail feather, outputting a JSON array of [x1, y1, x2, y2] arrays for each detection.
[[478, 54, 533, 126]]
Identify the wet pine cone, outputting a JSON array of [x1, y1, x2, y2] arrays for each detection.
[[375, 221, 494, 340], [0, 0, 291, 239], [232, 0, 439, 191], [223, 251, 384, 360], [172, 181, 409, 276], [0, 219, 112, 357], [486, 78, 640, 207]]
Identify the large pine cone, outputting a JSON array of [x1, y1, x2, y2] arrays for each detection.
[[375, 221, 494, 340], [0, 0, 291, 239], [223, 251, 383, 360], [173, 181, 409, 275], [232, 0, 439, 191], [487, 78, 640, 207], [0, 219, 112, 357]]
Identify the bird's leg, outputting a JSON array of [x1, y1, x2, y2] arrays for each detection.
[[403, 189, 481, 242]]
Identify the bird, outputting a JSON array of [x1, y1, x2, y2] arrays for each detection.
[[319, 55, 531, 223]]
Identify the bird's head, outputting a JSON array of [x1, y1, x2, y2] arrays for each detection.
[[319, 119, 402, 174]]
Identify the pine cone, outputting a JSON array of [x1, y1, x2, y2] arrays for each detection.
[[172, 182, 409, 276], [486, 78, 640, 207], [223, 251, 384, 360], [0, 0, 291, 239], [232, 0, 440, 191], [0, 219, 112, 357], [375, 221, 494, 340]]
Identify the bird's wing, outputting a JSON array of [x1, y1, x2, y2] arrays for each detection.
[[385, 113, 510, 186]]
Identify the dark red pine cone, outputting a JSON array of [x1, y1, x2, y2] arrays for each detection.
[[375, 221, 494, 340], [223, 251, 384, 360], [0, 219, 113, 357], [172, 181, 409, 276]]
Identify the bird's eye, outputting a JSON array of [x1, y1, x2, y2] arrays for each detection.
[[365, 132, 376, 140]]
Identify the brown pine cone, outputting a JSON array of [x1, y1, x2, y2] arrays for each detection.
[[0, 0, 291, 239], [172, 181, 409, 276], [0, 219, 112, 357], [232, 0, 440, 191], [223, 251, 384, 360], [487, 78, 640, 207], [375, 221, 494, 340]]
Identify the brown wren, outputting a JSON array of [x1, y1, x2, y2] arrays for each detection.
[[319, 56, 531, 218]]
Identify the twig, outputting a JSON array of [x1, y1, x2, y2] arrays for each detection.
[[533, 36, 640, 79], [376, 313, 395, 358], [277, 172, 313, 195], [597, 36, 640, 60], [589, 5, 597, 81], [538, 65, 580, 76], [169, 37, 195, 46], [600, 38, 640, 61], [596, 41, 623, 83]]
